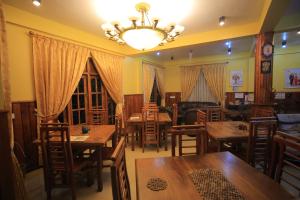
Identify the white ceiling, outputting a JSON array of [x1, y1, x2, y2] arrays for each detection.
[[4, 0, 265, 37]]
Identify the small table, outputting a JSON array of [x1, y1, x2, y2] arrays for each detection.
[[127, 113, 172, 150], [135, 152, 292, 200], [35, 125, 115, 192], [207, 121, 249, 151]]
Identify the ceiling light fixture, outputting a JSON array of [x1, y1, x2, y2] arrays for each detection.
[[156, 52, 160, 56], [101, 2, 184, 51], [282, 40, 287, 48], [32, 0, 41, 7], [227, 47, 232, 55], [297, 30, 300, 35], [219, 16, 225, 26]]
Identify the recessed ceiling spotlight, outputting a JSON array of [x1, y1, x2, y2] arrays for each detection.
[[32, 0, 41, 7], [225, 41, 231, 48], [227, 47, 232, 55], [156, 52, 160, 56], [297, 30, 300, 35], [282, 40, 287, 48], [219, 16, 225, 26]]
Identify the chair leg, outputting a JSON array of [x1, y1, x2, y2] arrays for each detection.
[[70, 174, 76, 200]]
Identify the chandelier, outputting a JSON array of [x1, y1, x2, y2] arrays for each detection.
[[101, 2, 185, 51]]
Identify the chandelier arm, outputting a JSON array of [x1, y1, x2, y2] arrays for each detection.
[[153, 19, 158, 28], [168, 25, 175, 33], [114, 24, 122, 33], [132, 20, 137, 28], [145, 12, 152, 27]]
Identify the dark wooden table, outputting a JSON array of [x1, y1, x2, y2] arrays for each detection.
[[127, 113, 172, 150], [35, 125, 115, 192], [69, 125, 115, 192], [135, 152, 292, 200], [207, 121, 249, 151]]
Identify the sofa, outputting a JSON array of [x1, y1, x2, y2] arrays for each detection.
[[277, 114, 300, 136], [177, 101, 219, 124]]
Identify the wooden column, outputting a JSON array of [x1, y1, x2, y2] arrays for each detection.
[[0, 110, 16, 200], [254, 32, 274, 104]]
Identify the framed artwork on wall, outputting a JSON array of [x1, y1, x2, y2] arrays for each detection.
[[230, 70, 243, 86], [261, 60, 272, 73], [285, 68, 300, 88]]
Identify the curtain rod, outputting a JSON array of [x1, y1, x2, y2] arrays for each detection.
[[28, 30, 126, 58], [142, 60, 165, 69], [6, 21, 126, 57], [180, 61, 229, 68]]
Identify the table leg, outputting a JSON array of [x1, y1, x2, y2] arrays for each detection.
[[171, 134, 176, 156], [217, 141, 222, 152], [96, 146, 103, 192], [131, 130, 135, 151]]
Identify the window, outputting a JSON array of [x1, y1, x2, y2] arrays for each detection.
[[150, 77, 161, 106], [59, 58, 116, 125]]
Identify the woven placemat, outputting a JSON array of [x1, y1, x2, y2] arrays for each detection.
[[189, 169, 245, 200], [146, 178, 167, 191]]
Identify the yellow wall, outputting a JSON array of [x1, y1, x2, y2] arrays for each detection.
[[273, 45, 300, 92], [4, 5, 144, 101], [163, 52, 255, 93]]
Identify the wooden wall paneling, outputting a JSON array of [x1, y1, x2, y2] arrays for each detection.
[[0, 110, 16, 200], [165, 92, 181, 107], [254, 33, 274, 104], [12, 101, 39, 172], [273, 92, 300, 113], [124, 94, 144, 117]]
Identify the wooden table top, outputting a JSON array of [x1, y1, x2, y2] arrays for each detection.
[[69, 125, 115, 145], [207, 121, 249, 141], [135, 152, 292, 200], [127, 113, 171, 124]]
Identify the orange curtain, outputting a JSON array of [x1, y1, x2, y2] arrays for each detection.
[[91, 50, 124, 115], [143, 63, 156, 102], [32, 34, 90, 121], [155, 67, 165, 105], [202, 63, 226, 106], [180, 66, 201, 101], [0, 3, 28, 199]]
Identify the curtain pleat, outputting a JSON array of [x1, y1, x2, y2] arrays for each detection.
[[143, 63, 156, 103], [202, 63, 226, 106], [91, 50, 124, 115], [180, 66, 201, 101], [0, 3, 28, 199], [188, 71, 217, 103], [32, 35, 90, 121], [155, 67, 165, 105]]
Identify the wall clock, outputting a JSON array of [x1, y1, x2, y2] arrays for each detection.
[[262, 43, 273, 58]]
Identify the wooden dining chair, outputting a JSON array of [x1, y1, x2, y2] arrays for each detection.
[[168, 125, 207, 156], [142, 108, 160, 152], [40, 123, 92, 200], [247, 118, 277, 173], [111, 138, 131, 200], [269, 131, 300, 197], [88, 109, 106, 125], [172, 103, 178, 126], [207, 107, 223, 122], [197, 110, 207, 128]]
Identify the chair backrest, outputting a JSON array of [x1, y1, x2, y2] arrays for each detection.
[[197, 110, 207, 128], [110, 138, 131, 200], [115, 115, 122, 144], [207, 107, 223, 121], [270, 131, 300, 197], [251, 107, 274, 117], [142, 108, 159, 134], [169, 125, 207, 156], [88, 109, 106, 124], [247, 119, 277, 173], [172, 103, 178, 126], [40, 123, 73, 186]]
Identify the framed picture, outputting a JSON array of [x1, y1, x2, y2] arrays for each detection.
[[261, 60, 272, 73], [285, 68, 300, 88], [230, 70, 243, 86]]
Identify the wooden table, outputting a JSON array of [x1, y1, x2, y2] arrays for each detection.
[[135, 152, 292, 200], [127, 113, 172, 150], [70, 125, 115, 192], [207, 121, 249, 151], [35, 125, 115, 192]]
